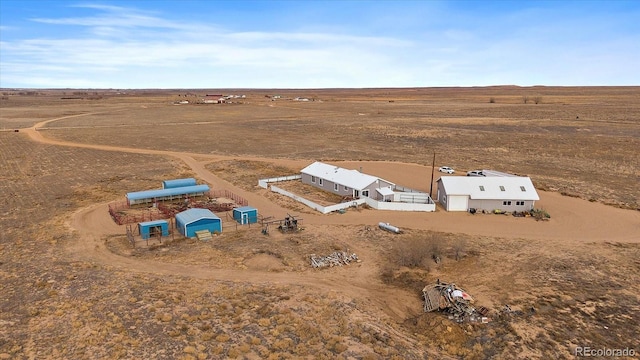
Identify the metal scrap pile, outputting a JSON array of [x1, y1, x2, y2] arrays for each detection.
[[310, 251, 359, 268], [423, 281, 490, 323]]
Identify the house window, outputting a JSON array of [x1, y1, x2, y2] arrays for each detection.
[[311, 176, 316, 183], [503, 201, 512, 205], [520, 186, 526, 192], [344, 186, 349, 191], [362, 190, 369, 197], [516, 201, 525, 206], [319, 178, 323, 186], [334, 183, 338, 191], [499, 186, 506, 191], [479, 185, 485, 191]]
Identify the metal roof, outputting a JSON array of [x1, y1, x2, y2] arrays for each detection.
[[376, 187, 395, 196], [438, 176, 539, 201], [126, 184, 210, 201], [234, 206, 256, 212], [175, 208, 220, 226], [162, 178, 197, 189], [479, 169, 520, 177], [138, 219, 169, 227], [301, 162, 394, 190]]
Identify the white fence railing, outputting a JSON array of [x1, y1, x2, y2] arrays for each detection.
[[271, 185, 366, 214], [365, 197, 436, 212], [258, 174, 301, 189], [261, 175, 435, 213], [395, 192, 433, 204]]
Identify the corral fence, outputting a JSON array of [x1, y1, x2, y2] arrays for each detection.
[[108, 201, 167, 225], [208, 189, 248, 207], [108, 189, 248, 225]]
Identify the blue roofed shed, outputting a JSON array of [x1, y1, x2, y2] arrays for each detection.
[[163, 178, 197, 189], [233, 206, 258, 224], [138, 220, 169, 239], [126, 185, 209, 205], [175, 208, 222, 237]]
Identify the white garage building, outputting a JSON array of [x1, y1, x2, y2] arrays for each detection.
[[436, 176, 539, 212]]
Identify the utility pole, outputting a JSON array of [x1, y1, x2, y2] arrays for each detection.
[[429, 151, 436, 197]]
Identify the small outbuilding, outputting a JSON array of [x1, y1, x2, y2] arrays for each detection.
[[138, 220, 170, 239], [175, 208, 222, 237], [233, 206, 258, 224]]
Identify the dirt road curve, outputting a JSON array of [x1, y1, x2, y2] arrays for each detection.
[[21, 114, 640, 320]]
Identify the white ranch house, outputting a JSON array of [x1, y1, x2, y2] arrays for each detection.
[[300, 161, 395, 200], [259, 162, 435, 213], [436, 176, 540, 212]]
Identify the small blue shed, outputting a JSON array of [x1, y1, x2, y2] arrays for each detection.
[[233, 206, 258, 224], [175, 208, 222, 237], [163, 178, 197, 189], [138, 220, 169, 239]]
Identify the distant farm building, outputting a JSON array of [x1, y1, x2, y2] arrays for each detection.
[[301, 161, 395, 200], [138, 220, 169, 239], [175, 208, 222, 237], [233, 206, 258, 224], [436, 176, 540, 212]]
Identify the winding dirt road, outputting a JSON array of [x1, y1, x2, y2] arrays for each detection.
[[21, 114, 640, 322]]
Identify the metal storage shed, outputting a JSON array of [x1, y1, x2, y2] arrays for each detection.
[[233, 206, 258, 224], [162, 178, 197, 189], [175, 208, 222, 237], [138, 220, 169, 239]]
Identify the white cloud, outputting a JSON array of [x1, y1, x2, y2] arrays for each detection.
[[1, 2, 638, 88]]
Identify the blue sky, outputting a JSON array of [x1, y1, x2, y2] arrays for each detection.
[[1, 0, 638, 88]]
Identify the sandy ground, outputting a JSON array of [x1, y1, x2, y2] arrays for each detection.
[[0, 99, 633, 359], [25, 115, 640, 245], [19, 114, 639, 322]]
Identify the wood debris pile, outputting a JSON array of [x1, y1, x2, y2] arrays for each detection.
[[423, 281, 490, 323], [310, 251, 359, 268]]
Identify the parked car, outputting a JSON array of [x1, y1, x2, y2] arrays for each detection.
[[466, 170, 485, 177], [439, 166, 455, 174]]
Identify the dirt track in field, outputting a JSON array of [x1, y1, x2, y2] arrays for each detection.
[[20, 113, 640, 325]]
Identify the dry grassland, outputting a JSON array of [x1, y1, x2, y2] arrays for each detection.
[[1, 87, 639, 359]]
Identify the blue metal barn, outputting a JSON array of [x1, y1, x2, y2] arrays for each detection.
[[233, 206, 258, 224], [162, 178, 197, 189], [126, 185, 210, 205], [138, 220, 169, 239], [175, 208, 222, 237]]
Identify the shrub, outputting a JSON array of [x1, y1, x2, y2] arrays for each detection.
[[531, 208, 550, 221], [393, 233, 442, 268]]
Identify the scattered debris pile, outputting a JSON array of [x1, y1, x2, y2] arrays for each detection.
[[310, 251, 359, 268], [422, 281, 490, 323]]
